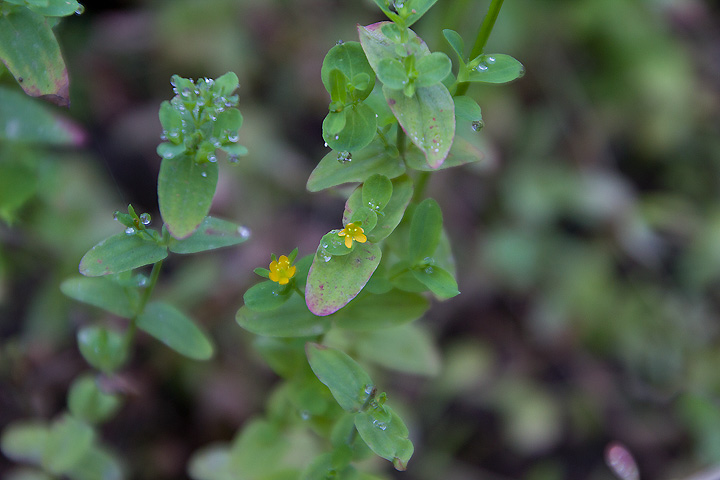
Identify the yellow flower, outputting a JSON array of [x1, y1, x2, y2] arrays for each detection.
[[269, 255, 296, 285], [338, 222, 367, 248]]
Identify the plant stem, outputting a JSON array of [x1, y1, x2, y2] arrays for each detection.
[[396, 125, 406, 157], [412, 171, 430, 203], [125, 259, 164, 346], [469, 0, 505, 60]]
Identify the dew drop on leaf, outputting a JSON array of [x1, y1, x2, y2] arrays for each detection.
[[125, 227, 136, 235], [237, 226, 251, 239]]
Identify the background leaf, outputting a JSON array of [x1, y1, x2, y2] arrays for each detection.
[[77, 326, 129, 374], [60, 276, 138, 318], [0, 86, 81, 144], [356, 324, 441, 375], [237, 295, 330, 337], [137, 302, 214, 360], [332, 290, 429, 331], [306, 343, 373, 412]]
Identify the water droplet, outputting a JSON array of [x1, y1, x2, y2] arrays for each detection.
[[112, 211, 119, 221], [125, 227, 136, 235], [475, 63, 488, 72], [207, 154, 217, 163], [423, 257, 434, 265], [337, 151, 352, 164], [163, 151, 175, 159], [336, 39, 344, 45], [74, 5, 85, 15], [485, 56, 496, 64], [168, 130, 180, 139], [322, 255, 332, 263], [228, 134, 239, 143], [323, 142, 328, 148], [300, 410, 311, 420], [181, 88, 191, 98], [364, 384, 374, 395], [424, 266, 434, 274], [228, 155, 239, 164], [237, 226, 251, 239], [201, 171, 208, 178], [139, 213, 151, 225], [136, 276, 148, 287], [334, 135, 339, 140], [372, 420, 388, 431], [471, 120, 484, 132], [197, 97, 206, 106]]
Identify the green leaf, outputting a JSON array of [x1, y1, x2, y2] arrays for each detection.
[[332, 289, 429, 331], [453, 96, 483, 122], [42, 415, 94, 475], [159, 100, 183, 141], [27, 0, 82, 17], [213, 108, 244, 139], [214, 71, 239, 97], [64, 446, 123, 480], [356, 324, 440, 375], [61, 276, 138, 318], [411, 265, 459, 299], [442, 29, 465, 60], [371, 0, 438, 27], [364, 84, 396, 127], [0, 9, 70, 106], [323, 110, 346, 135], [468, 54, 525, 84], [68, 375, 123, 425], [158, 154, 219, 239], [354, 407, 413, 470], [306, 243, 382, 316], [77, 326, 129, 374], [228, 420, 289, 478], [349, 207, 378, 233], [1, 421, 48, 465], [358, 22, 430, 75], [322, 103, 377, 153], [237, 295, 330, 338], [404, 132, 485, 171], [384, 83, 455, 169], [4, 468, 54, 480], [345, 175, 413, 243], [408, 198, 443, 264], [187, 444, 233, 480], [415, 52, 452, 88], [79, 232, 168, 276], [0, 86, 80, 144], [321, 41, 375, 102], [0, 161, 37, 223], [137, 302, 214, 360], [243, 280, 292, 312], [377, 58, 408, 90], [168, 216, 250, 254], [362, 174, 393, 212], [253, 337, 309, 379], [306, 343, 373, 412], [307, 137, 405, 192]]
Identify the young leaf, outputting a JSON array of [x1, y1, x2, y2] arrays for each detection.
[[42, 415, 94, 475], [377, 58, 409, 90], [243, 280, 292, 312], [358, 22, 430, 75], [322, 103, 377, 153], [356, 324, 440, 375], [468, 54, 525, 84], [63, 446, 123, 480], [404, 133, 485, 171], [443, 29, 465, 61], [60, 276, 138, 318], [408, 198, 443, 264], [349, 207, 378, 233], [307, 137, 405, 192], [1, 421, 48, 466], [0, 8, 70, 106], [214, 71, 240, 97], [27, 0, 82, 17], [414, 52, 452, 88], [354, 175, 413, 243], [0, 86, 81, 145], [77, 326, 129, 374], [306, 243, 382, 316], [168, 216, 250, 254], [332, 289, 429, 331], [137, 302, 214, 360], [384, 83, 455, 168], [158, 154, 219, 239], [158, 100, 183, 142], [411, 265, 460, 299], [237, 295, 331, 338], [79, 233, 168, 277], [453, 96, 483, 122], [67, 375, 123, 425], [362, 174, 394, 213], [306, 343, 373, 412], [321, 42, 375, 102], [355, 406, 414, 470]]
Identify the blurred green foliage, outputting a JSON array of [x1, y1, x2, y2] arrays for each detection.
[[1, 0, 720, 479]]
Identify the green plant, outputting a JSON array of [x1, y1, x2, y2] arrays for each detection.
[[1, 0, 524, 478]]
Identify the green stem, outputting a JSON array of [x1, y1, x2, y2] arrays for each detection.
[[125, 259, 164, 346], [412, 171, 430, 203], [396, 125, 406, 157], [469, 0, 504, 60]]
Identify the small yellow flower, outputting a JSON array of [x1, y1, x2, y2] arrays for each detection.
[[269, 255, 296, 285], [338, 222, 367, 248]]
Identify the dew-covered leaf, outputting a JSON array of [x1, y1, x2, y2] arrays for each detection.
[[332, 289, 429, 331], [307, 138, 405, 192], [237, 295, 330, 338], [79, 233, 168, 277], [306, 243, 382, 316], [453, 95, 483, 122], [362, 174, 393, 213], [358, 22, 430, 77], [306, 343, 373, 412], [354, 407, 413, 470], [28, 0, 82, 17], [384, 83, 455, 169], [0, 9, 70, 106], [404, 133, 484, 171], [168, 216, 250, 254], [137, 302, 214, 360], [61, 276, 138, 318], [158, 154, 218, 239], [468, 54, 525, 84]]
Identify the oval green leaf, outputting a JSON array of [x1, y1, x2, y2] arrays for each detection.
[[362, 174, 393, 213], [306, 243, 382, 316], [411, 265, 460, 299], [77, 326, 130, 374], [408, 198, 443, 264], [237, 295, 330, 338], [332, 290, 429, 331], [442, 29, 465, 60], [322, 102, 377, 153], [168, 216, 250, 254], [468, 54, 525, 84], [243, 280, 292, 312], [79, 233, 168, 277], [42, 415, 94, 475], [61, 276, 138, 318], [306, 343, 373, 412], [356, 324, 440, 375], [68, 375, 123, 425], [321, 41, 375, 102], [158, 154, 219, 239], [384, 83, 455, 169], [415, 52, 452, 88], [1, 421, 48, 466], [354, 407, 413, 470], [137, 302, 214, 360]]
